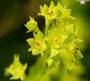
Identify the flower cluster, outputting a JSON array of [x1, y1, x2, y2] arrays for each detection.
[[26, 1, 83, 67], [4, 1, 84, 81], [25, 1, 83, 81]]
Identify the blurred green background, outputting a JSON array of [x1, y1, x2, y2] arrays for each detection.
[[0, 0, 90, 81]]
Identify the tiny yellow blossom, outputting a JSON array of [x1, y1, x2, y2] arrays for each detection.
[[47, 29, 66, 49], [27, 32, 47, 55], [61, 7, 71, 18], [25, 17, 39, 33], [39, 1, 56, 20], [59, 48, 74, 70], [5, 55, 27, 81], [60, 6, 75, 20]]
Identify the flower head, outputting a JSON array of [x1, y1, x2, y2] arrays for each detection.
[[25, 17, 39, 33], [27, 32, 47, 55], [5, 55, 27, 81], [39, 1, 56, 19], [46, 29, 66, 49], [39, 1, 57, 26], [58, 5, 75, 20]]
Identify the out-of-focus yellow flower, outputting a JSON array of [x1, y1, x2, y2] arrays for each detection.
[[27, 32, 47, 55], [67, 41, 76, 53], [64, 24, 74, 34], [39, 1, 56, 20], [63, 75, 78, 81], [60, 6, 75, 20], [61, 7, 71, 18], [69, 63, 85, 75], [5, 55, 27, 81], [46, 29, 66, 49], [59, 48, 74, 70]]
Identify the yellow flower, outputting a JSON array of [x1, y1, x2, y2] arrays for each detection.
[[25, 17, 39, 33], [47, 29, 66, 49], [39, 1, 56, 19], [39, 1, 57, 27], [61, 7, 71, 18], [5, 55, 27, 81], [27, 32, 47, 55], [60, 6, 75, 20], [59, 48, 74, 70]]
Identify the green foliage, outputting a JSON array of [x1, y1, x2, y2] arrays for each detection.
[[4, 1, 84, 81]]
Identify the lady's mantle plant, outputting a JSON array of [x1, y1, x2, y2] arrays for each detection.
[[5, 1, 84, 81]]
